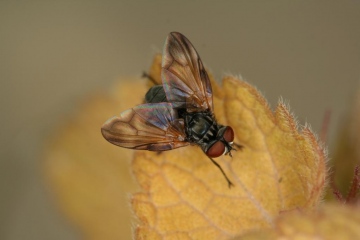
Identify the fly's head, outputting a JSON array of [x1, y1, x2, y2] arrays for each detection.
[[205, 126, 235, 158]]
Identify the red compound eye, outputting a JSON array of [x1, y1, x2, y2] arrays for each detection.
[[206, 141, 226, 158], [223, 126, 234, 143]]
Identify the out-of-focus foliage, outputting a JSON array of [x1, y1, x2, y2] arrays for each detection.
[[43, 79, 145, 240]]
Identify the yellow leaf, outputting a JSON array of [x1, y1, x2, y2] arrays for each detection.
[[131, 58, 327, 239], [44, 55, 328, 239], [236, 203, 360, 240], [43, 78, 146, 240]]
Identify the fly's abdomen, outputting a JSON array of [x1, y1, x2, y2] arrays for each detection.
[[145, 85, 167, 103]]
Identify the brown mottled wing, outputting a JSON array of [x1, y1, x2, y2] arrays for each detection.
[[101, 103, 189, 151], [162, 32, 213, 112]]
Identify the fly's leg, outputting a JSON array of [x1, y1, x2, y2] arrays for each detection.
[[207, 156, 234, 188]]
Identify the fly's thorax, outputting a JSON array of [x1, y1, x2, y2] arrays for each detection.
[[184, 111, 217, 143]]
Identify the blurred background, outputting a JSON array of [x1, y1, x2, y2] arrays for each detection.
[[1, 1, 360, 239]]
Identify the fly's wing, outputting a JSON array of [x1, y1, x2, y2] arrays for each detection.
[[101, 103, 189, 151], [162, 32, 213, 112]]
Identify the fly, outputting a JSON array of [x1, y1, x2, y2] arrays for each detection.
[[101, 32, 240, 187]]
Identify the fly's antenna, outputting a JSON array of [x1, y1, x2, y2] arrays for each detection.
[[232, 142, 243, 151]]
